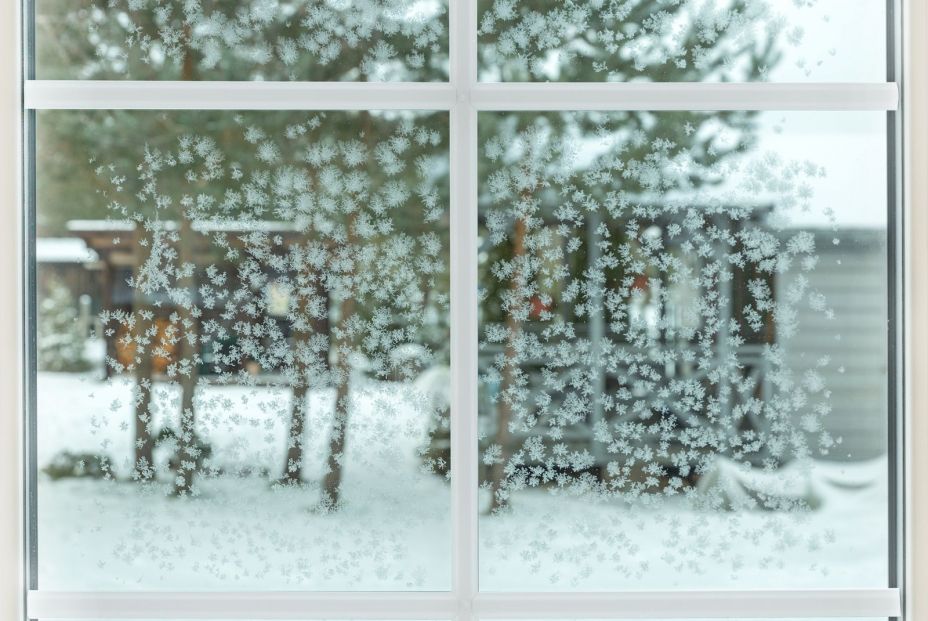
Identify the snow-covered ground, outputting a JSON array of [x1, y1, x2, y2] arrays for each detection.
[[36, 371, 887, 591], [37, 371, 452, 590], [480, 456, 887, 590]]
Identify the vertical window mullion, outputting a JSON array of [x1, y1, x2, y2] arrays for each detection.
[[450, 0, 480, 617]]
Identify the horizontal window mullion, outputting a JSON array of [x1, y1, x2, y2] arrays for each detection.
[[26, 591, 459, 619], [474, 590, 903, 619], [23, 81, 458, 111], [470, 82, 899, 111], [27, 589, 902, 619], [25, 81, 899, 112]]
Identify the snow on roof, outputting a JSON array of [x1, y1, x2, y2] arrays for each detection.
[[36, 238, 99, 264], [67, 219, 305, 233], [66, 219, 136, 232]]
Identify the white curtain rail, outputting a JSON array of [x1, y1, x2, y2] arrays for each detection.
[[23, 80, 899, 111], [27, 588, 902, 620]]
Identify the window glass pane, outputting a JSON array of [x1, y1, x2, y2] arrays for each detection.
[[34, 0, 449, 81], [478, 0, 886, 82], [477, 110, 889, 590], [34, 109, 451, 589]]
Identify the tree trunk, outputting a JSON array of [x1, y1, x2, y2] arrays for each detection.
[[173, 217, 200, 496], [321, 294, 353, 507], [99, 258, 117, 380], [133, 341, 155, 482], [282, 281, 330, 485], [282, 380, 309, 485], [172, 45, 201, 496], [318, 112, 370, 508], [132, 234, 155, 482], [488, 215, 527, 513]]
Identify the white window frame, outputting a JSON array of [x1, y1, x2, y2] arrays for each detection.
[[3, 0, 928, 619]]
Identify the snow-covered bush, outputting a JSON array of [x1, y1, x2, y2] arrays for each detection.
[[38, 277, 91, 372]]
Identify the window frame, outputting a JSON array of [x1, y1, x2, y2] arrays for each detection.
[[4, 0, 927, 619]]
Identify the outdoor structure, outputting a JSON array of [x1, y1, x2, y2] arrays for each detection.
[[41, 218, 888, 472], [782, 228, 888, 460], [36, 236, 99, 303], [65, 219, 314, 380], [472, 221, 888, 477]]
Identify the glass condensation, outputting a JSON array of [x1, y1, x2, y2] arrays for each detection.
[[477, 0, 886, 83], [477, 110, 889, 590], [34, 0, 449, 81], [34, 109, 451, 589]]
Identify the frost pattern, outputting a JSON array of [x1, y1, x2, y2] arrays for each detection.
[[40, 111, 450, 589], [479, 0, 831, 81], [477, 112, 870, 587], [41, 0, 448, 80]]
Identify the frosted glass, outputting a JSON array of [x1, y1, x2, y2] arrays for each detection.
[[34, 109, 451, 589], [35, 0, 449, 81], [478, 0, 886, 83], [477, 110, 889, 590]]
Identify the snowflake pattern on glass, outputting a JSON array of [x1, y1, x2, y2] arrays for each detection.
[[478, 0, 884, 82], [36, 110, 451, 589], [476, 111, 888, 590], [36, 0, 449, 80]]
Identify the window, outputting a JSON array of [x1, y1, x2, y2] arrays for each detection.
[[21, 0, 904, 620]]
